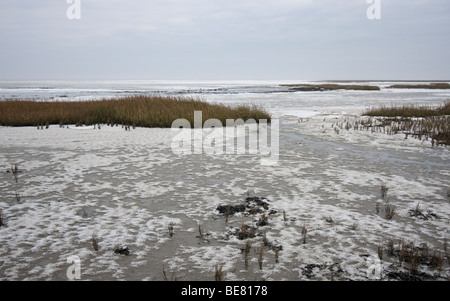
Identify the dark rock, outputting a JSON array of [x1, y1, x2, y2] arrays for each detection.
[[216, 204, 246, 215], [408, 208, 439, 220], [302, 263, 344, 279], [256, 217, 269, 227], [302, 264, 325, 278], [233, 225, 257, 240], [245, 197, 269, 210], [114, 246, 130, 256]]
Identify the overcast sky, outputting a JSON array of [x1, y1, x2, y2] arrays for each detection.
[[0, 0, 449, 80]]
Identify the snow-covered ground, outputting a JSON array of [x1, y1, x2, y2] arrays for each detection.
[[0, 81, 449, 280]]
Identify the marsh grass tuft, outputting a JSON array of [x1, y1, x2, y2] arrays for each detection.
[[384, 203, 396, 220]]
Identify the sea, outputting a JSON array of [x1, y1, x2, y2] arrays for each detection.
[[1, 80, 449, 118]]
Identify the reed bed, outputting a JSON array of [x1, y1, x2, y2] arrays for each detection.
[[0, 95, 271, 128], [364, 101, 450, 118], [355, 102, 450, 145]]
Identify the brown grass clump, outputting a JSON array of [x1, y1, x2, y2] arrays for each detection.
[[384, 204, 396, 220], [0, 95, 271, 128]]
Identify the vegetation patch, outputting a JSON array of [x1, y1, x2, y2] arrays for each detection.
[[364, 101, 450, 118], [358, 102, 450, 146], [388, 83, 450, 89], [281, 84, 380, 91], [0, 95, 271, 128]]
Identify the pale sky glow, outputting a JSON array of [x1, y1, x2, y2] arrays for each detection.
[[1, 0, 449, 80]]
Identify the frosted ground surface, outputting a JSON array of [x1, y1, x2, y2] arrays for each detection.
[[0, 81, 449, 280]]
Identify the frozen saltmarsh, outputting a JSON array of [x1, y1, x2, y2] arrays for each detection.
[[1, 118, 449, 281], [0, 81, 449, 280]]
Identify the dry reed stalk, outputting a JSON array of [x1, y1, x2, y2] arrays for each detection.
[[244, 240, 251, 269], [168, 222, 174, 238], [378, 245, 383, 260], [380, 184, 388, 200], [274, 248, 279, 263], [162, 264, 178, 281], [258, 244, 264, 270], [92, 235, 99, 251], [198, 224, 203, 239], [214, 264, 223, 281], [225, 205, 231, 223], [0, 209, 4, 227], [11, 163, 19, 183], [410, 251, 420, 275], [301, 224, 307, 244], [384, 204, 396, 220]]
